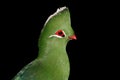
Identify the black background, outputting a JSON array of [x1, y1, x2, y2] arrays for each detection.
[[0, 0, 115, 80]]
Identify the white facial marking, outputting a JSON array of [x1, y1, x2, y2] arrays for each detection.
[[62, 30, 66, 37], [49, 35, 63, 38]]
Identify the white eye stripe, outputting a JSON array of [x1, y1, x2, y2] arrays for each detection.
[[49, 35, 63, 38]]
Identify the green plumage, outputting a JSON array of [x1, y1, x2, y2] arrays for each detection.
[[12, 7, 76, 80]]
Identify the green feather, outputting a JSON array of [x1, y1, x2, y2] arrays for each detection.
[[12, 6, 75, 80]]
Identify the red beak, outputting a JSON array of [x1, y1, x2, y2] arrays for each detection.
[[69, 34, 77, 40]]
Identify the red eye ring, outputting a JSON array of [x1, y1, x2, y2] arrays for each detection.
[[55, 30, 65, 37]]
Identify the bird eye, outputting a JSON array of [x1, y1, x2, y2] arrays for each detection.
[[55, 30, 65, 37]]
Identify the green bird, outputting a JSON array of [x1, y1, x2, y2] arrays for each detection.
[[12, 6, 76, 80]]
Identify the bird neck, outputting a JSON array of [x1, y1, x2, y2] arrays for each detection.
[[36, 38, 70, 79], [37, 38, 68, 60]]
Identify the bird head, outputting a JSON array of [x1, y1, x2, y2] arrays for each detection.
[[39, 7, 76, 47]]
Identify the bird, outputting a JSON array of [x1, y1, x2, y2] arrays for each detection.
[[12, 6, 76, 80]]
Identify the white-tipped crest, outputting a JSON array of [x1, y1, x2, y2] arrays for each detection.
[[44, 6, 67, 26]]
